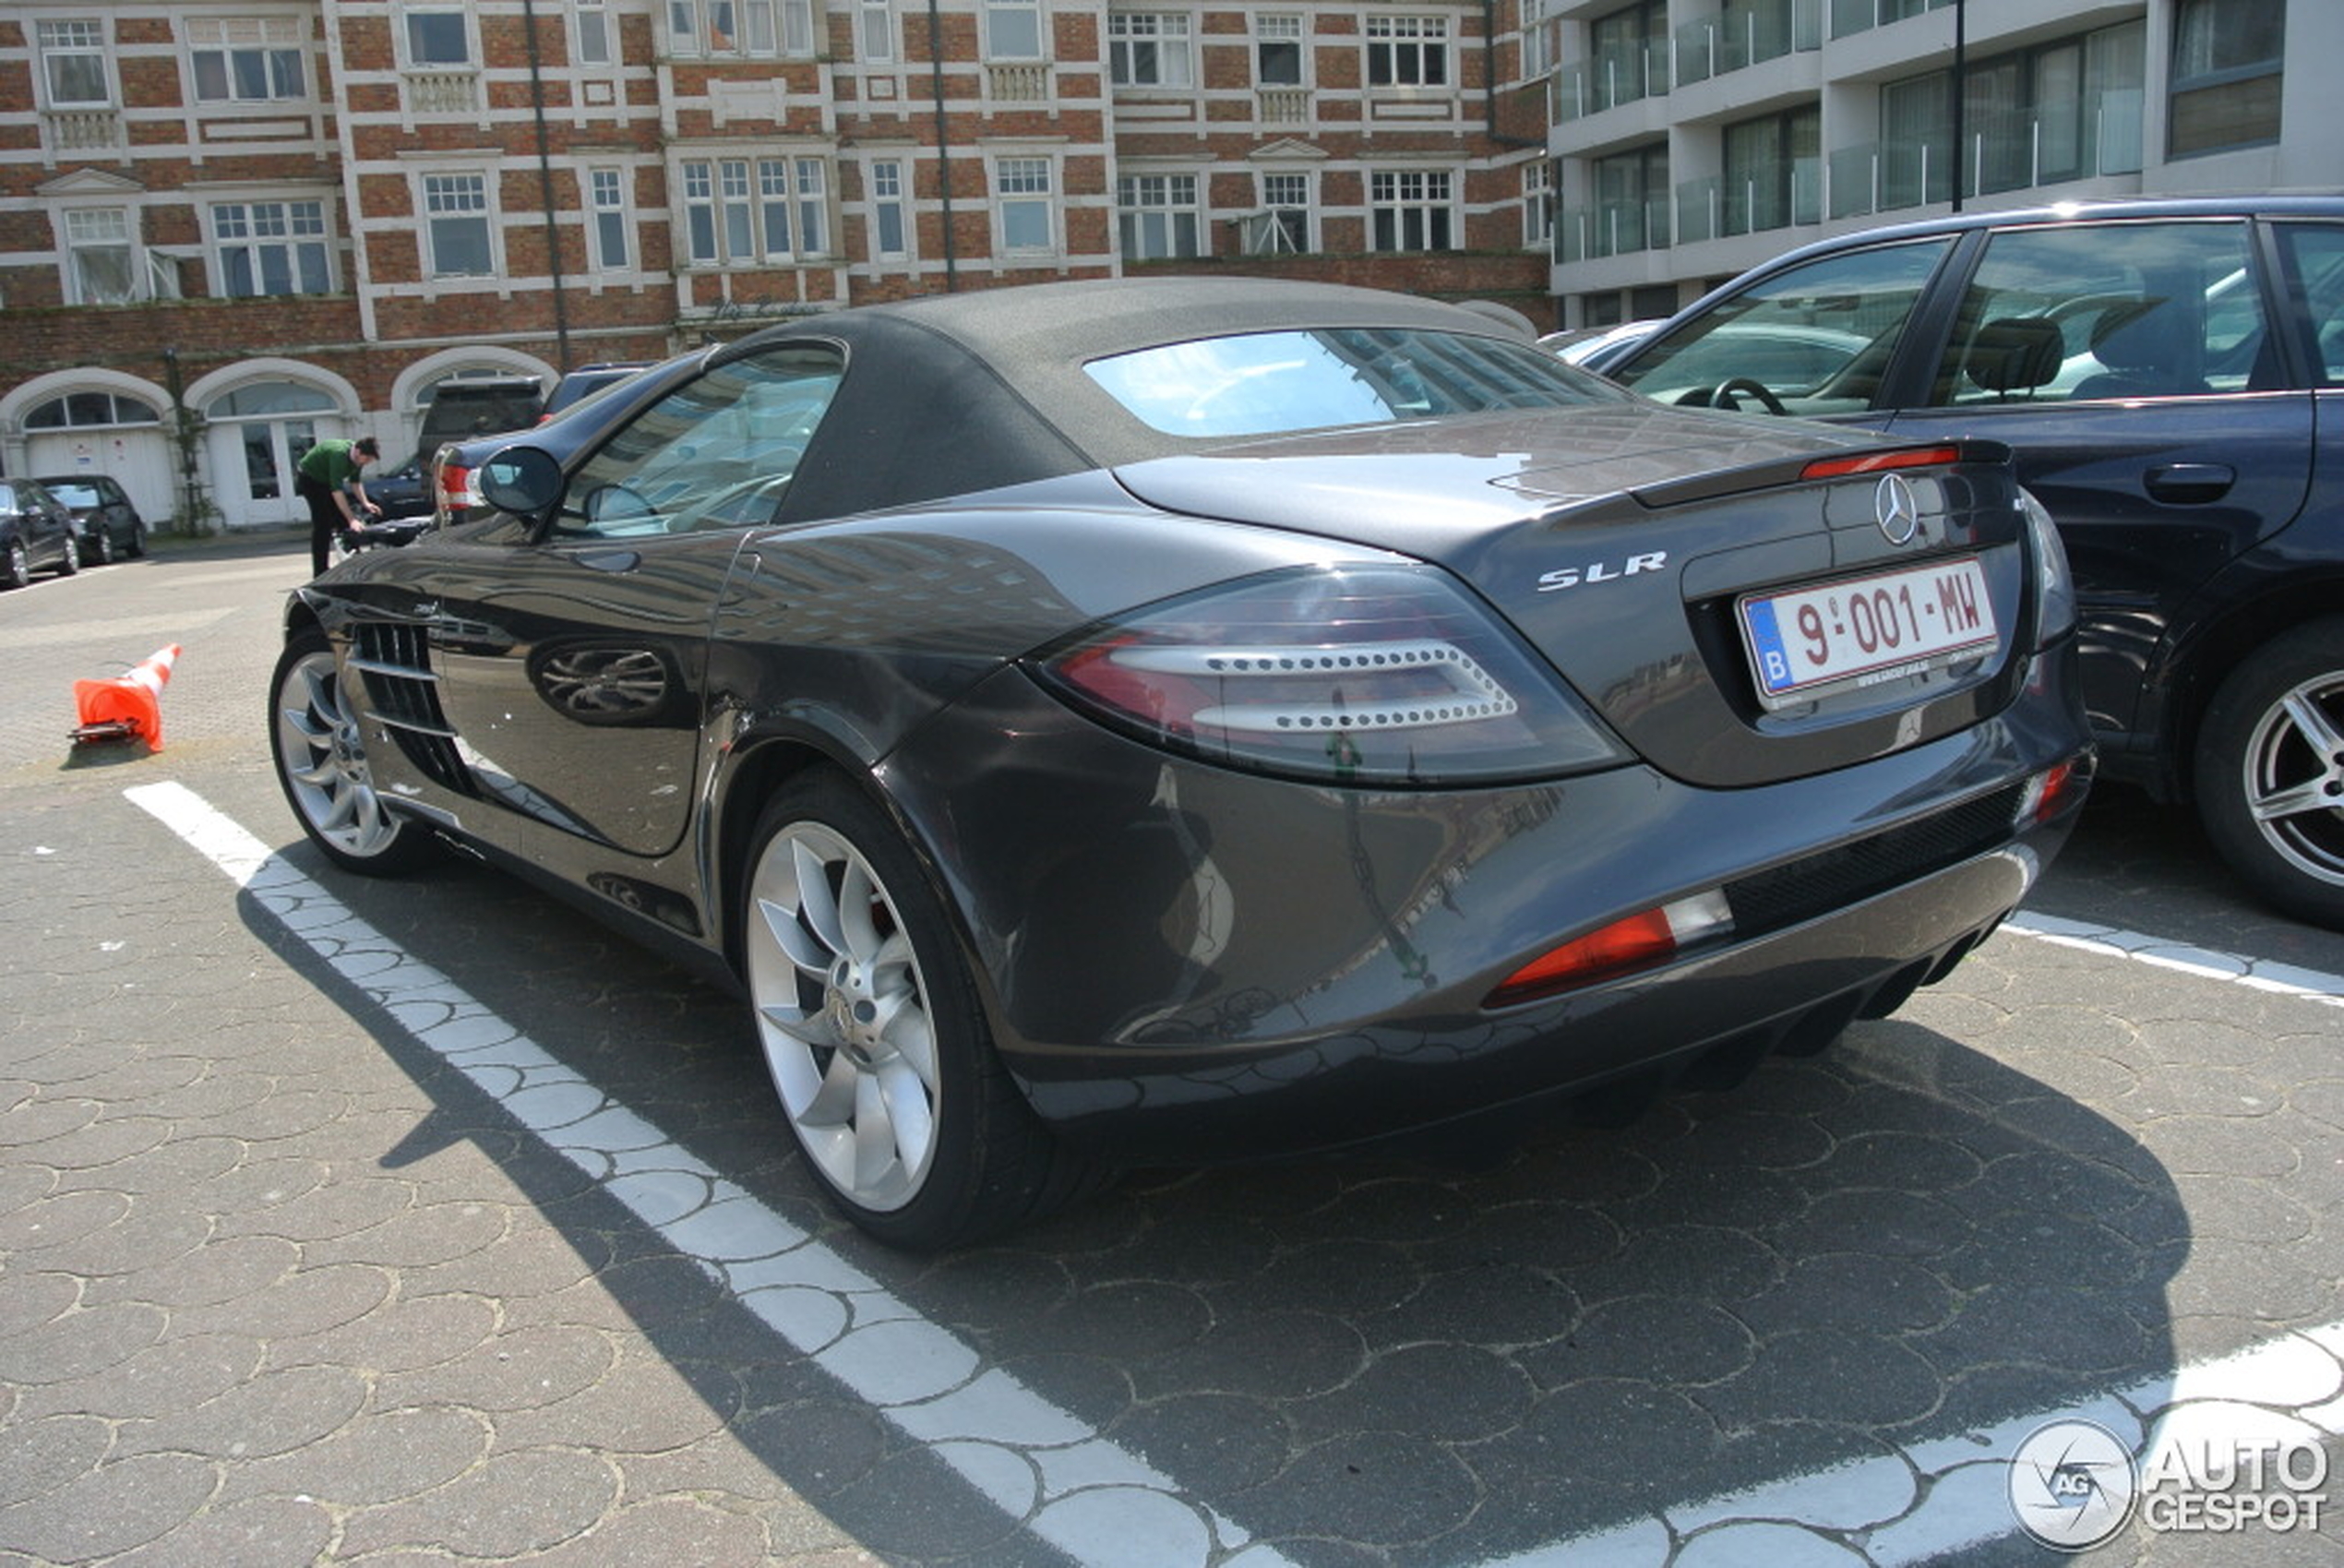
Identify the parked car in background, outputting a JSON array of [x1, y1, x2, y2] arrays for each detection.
[[419, 375, 544, 446], [34, 473, 146, 562], [1539, 318, 1661, 367], [539, 361, 653, 422], [0, 477, 81, 586], [1597, 197, 2344, 928], [273, 277, 2092, 1248]]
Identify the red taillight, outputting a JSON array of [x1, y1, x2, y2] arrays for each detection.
[[1485, 893, 1733, 1008], [1800, 445, 1964, 482], [436, 461, 472, 509]]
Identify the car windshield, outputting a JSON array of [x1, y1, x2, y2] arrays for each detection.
[[1086, 327, 1627, 437]]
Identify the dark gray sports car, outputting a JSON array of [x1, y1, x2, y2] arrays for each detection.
[[272, 278, 2093, 1249]]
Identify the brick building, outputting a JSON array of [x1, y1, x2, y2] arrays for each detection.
[[0, 0, 1552, 533]]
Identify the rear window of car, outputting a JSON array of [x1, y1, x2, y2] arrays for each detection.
[[1085, 328, 1627, 437], [42, 482, 101, 508]]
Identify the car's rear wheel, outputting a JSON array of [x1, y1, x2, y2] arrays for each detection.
[[126, 522, 146, 559], [2195, 618, 2344, 928], [742, 773, 1097, 1249], [269, 630, 437, 875], [54, 534, 78, 577], [92, 528, 115, 565]]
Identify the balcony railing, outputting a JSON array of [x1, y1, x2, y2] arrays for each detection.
[[1554, 196, 1672, 263], [1257, 87, 1310, 125], [988, 62, 1052, 102], [1828, 91, 2146, 220], [1827, 0, 1953, 42], [44, 107, 123, 153], [1675, 0, 1822, 87], [404, 70, 480, 114], [1552, 40, 1668, 122], [1676, 158, 1823, 245]]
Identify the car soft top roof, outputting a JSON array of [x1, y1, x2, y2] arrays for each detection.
[[715, 277, 1534, 496]]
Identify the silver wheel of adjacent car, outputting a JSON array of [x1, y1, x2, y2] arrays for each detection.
[[740, 774, 1098, 1249], [269, 632, 436, 875], [2197, 618, 2344, 928], [2, 540, 26, 589]]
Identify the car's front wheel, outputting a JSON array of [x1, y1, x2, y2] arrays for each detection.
[[269, 630, 438, 875], [1, 540, 27, 590], [741, 773, 1097, 1249], [2195, 617, 2344, 928]]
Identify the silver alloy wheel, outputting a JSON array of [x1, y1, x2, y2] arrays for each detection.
[[5, 541, 27, 587], [747, 821, 942, 1214], [2240, 671, 2344, 888], [274, 649, 405, 861]]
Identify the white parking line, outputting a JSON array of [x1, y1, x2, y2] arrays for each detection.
[[127, 779, 2344, 1566], [2004, 914, 2344, 1005], [125, 781, 1293, 1568]]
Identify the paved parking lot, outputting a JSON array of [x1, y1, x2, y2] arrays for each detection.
[[2, 534, 2340, 1565]]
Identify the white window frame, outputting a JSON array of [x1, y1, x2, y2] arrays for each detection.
[[422, 171, 497, 278], [1259, 170, 1313, 253], [1519, 0, 1553, 80], [574, 0, 615, 66], [984, 0, 1046, 62], [210, 198, 334, 296], [869, 158, 912, 260], [401, 6, 476, 67], [1369, 168, 1455, 251], [187, 18, 309, 105], [1117, 172, 1202, 259], [666, 0, 812, 57], [859, 0, 896, 61], [992, 156, 1058, 256], [37, 18, 114, 108], [587, 168, 631, 272], [681, 156, 831, 265], [1523, 160, 1554, 248], [1108, 14, 1194, 90], [62, 206, 137, 305], [1255, 12, 1306, 86], [1365, 14, 1448, 88]]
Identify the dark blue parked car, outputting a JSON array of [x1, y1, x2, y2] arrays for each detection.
[[1597, 197, 2344, 928]]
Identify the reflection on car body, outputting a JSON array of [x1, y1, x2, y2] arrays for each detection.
[[1601, 197, 2344, 928], [272, 277, 2093, 1248]]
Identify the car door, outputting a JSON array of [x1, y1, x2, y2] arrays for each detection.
[[1878, 216, 2314, 744], [4, 483, 69, 568], [420, 342, 848, 860]]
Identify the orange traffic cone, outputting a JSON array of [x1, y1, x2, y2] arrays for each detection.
[[70, 644, 181, 750]]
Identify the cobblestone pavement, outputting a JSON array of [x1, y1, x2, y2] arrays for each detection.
[[2, 536, 2341, 1566]]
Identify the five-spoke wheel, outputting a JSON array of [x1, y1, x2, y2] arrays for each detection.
[[2197, 618, 2344, 928]]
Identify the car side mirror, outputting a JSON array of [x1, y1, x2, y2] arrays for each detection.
[[478, 446, 565, 520]]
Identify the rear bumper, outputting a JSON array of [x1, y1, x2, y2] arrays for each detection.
[[881, 652, 2092, 1164]]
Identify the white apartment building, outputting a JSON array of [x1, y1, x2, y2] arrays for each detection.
[[1544, 0, 2341, 328]]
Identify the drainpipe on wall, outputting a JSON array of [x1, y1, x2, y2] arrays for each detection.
[[521, 0, 575, 366], [927, 0, 960, 291]]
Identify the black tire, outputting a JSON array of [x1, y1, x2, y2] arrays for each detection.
[[93, 528, 116, 566], [126, 522, 146, 559], [740, 772, 1101, 1249], [54, 533, 78, 577], [269, 629, 439, 876], [2194, 616, 2344, 928], [1, 540, 27, 590]]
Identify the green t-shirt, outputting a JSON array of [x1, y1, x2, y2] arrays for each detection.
[[297, 439, 365, 490]]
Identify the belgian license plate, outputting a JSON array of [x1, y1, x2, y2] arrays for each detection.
[[1739, 557, 1998, 703]]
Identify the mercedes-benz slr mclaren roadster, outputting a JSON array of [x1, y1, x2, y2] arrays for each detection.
[[272, 278, 2093, 1249]]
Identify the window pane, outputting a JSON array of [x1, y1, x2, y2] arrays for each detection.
[[409, 12, 470, 65]]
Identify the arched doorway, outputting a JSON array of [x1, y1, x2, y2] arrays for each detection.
[[20, 388, 173, 526], [204, 381, 338, 530]]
